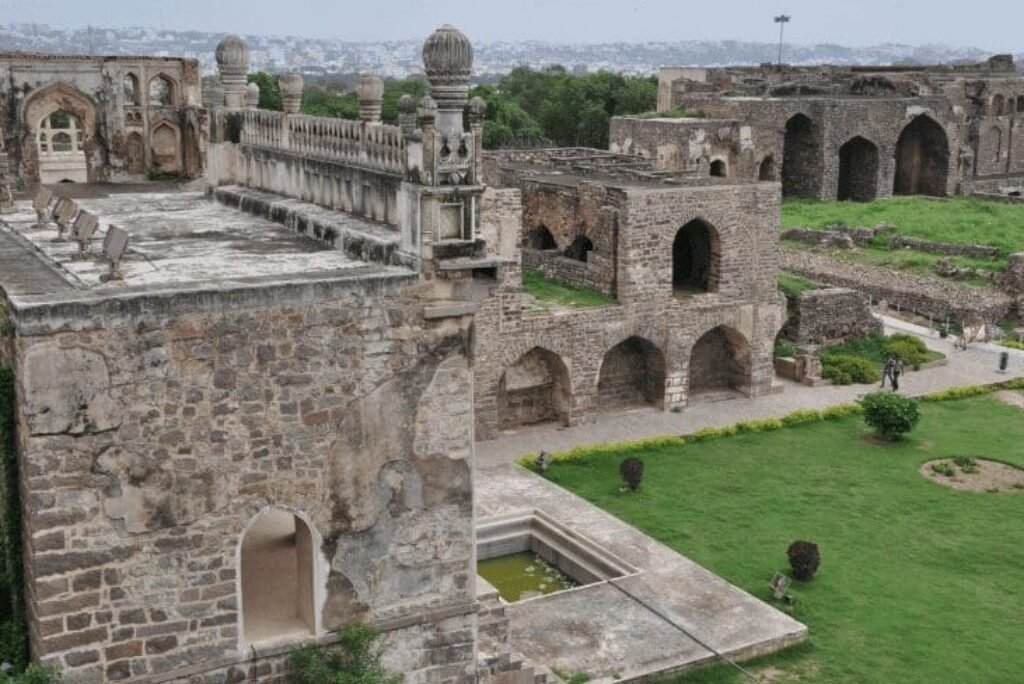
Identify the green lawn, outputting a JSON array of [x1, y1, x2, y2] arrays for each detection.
[[540, 395, 1024, 683], [778, 271, 819, 298], [782, 197, 1024, 256], [522, 269, 617, 310]]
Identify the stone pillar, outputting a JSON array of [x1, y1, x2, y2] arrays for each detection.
[[398, 94, 417, 138], [418, 96, 438, 186], [279, 72, 304, 115], [356, 74, 384, 124], [468, 96, 486, 184], [245, 81, 260, 110], [0, 152, 13, 214], [215, 35, 250, 109]]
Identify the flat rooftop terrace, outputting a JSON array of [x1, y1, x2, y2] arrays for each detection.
[[0, 189, 410, 305]]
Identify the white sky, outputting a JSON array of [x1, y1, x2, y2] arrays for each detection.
[[5, 0, 1022, 52]]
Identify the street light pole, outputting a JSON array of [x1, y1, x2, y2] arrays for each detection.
[[774, 15, 791, 68]]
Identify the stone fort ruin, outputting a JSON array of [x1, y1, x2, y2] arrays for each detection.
[[21, 23, 975, 684], [612, 56, 1024, 199]]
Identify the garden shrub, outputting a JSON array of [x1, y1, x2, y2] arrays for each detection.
[[734, 418, 785, 433], [289, 624, 400, 684], [0, 366, 27, 671], [953, 455, 978, 473], [822, 354, 880, 385], [884, 333, 929, 366], [787, 540, 821, 581], [860, 392, 921, 440], [619, 457, 644, 492], [0, 666, 61, 684], [781, 409, 822, 426], [931, 462, 955, 477]]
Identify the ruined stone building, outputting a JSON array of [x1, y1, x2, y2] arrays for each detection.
[[0, 23, 802, 684], [612, 56, 1024, 199], [0, 54, 207, 183]]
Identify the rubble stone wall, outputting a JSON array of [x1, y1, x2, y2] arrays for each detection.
[[782, 287, 884, 344]]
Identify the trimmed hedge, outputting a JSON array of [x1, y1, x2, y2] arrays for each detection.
[[0, 365, 27, 670], [822, 354, 881, 385]]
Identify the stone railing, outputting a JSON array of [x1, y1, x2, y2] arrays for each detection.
[[238, 110, 406, 176]]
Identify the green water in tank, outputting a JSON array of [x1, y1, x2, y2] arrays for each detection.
[[477, 551, 578, 602]]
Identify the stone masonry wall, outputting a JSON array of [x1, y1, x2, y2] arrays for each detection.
[[782, 288, 884, 344], [7, 276, 480, 683]]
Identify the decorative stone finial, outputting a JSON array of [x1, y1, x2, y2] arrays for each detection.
[[215, 35, 250, 109], [422, 24, 473, 111], [468, 96, 487, 125], [245, 81, 260, 110], [356, 74, 385, 123], [418, 96, 438, 126], [279, 72, 304, 115], [398, 94, 417, 137]]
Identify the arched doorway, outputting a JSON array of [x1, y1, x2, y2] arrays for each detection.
[[688, 326, 751, 398], [125, 132, 145, 175], [564, 235, 594, 262], [151, 122, 180, 174], [709, 159, 727, 177], [758, 155, 776, 181], [37, 111, 87, 183], [597, 336, 666, 411], [673, 219, 720, 295], [526, 225, 557, 250], [837, 136, 879, 202], [782, 114, 821, 198], [240, 509, 317, 646], [497, 347, 571, 429], [894, 115, 949, 197]]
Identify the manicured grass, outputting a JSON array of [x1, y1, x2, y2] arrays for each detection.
[[782, 197, 1024, 256], [522, 269, 617, 310], [541, 395, 1024, 683]]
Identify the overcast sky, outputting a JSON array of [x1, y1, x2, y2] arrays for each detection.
[[5, 0, 1022, 52]]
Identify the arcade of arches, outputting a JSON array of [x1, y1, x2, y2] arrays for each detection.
[[497, 347, 571, 430], [240, 509, 317, 646]]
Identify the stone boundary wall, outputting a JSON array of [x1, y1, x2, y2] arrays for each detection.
[[782, 287, 883, 344], [782, 227, 1001, 259], [522, 248, 611, 296], [971, 191, 1024, 204], [782, 250, 1016, 323]]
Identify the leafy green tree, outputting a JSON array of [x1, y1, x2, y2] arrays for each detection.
[[860, 392, 921, 441], [380, 78, 428, 125], [301, 87, 358, 119], [470, 85, 544, 149], [246, 72, 282, 111], [289, 625, 400, 684]]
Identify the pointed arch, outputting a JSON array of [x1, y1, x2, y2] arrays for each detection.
[[123, 73, 140, 105], [497, 347, 571, 429], [673, 218, 720, 294], [758, 155, 776, 181], [688, 325, 752, 397], [837, 136, 879, 202], [150, 121, 181, 174], [125, 131, 145, 175], [894, 114, 949, 197], [148, 74, 177, 106], [709, 159, 727, 177], [564, 235, 594, 262], [526, 225, 557, 250], [598, 336, 666, 411], [782, 113, 821, 198]]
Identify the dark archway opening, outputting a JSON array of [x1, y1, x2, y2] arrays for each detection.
[[709, 159, 726, 177], [758, 155, 776, 181], [564, 235, 594, 262], [673, 219, 720, 294], [688, 326, 752, 397], [782, 114, 821, 198], [526, 225, 557, 250], [894, 115, 949, 197], [837, 136, 879, 202], [498, 347, 571, 429], [597, 337, 666, 411]]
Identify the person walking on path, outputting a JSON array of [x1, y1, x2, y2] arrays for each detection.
[[892, 358, 903, 392], [881, 356, 895, 388]]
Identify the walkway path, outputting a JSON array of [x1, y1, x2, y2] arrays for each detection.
[[476, 315, 1024, 466]]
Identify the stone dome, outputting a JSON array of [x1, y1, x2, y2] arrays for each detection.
[[215, 35, 249, 71], [278, 72, 305, 97], [422, 24, 473, 83], [398, 94, 417, 114], [468, 96, 487, 118], [246, 82, 260, 95], [356, 74, 385, 101]]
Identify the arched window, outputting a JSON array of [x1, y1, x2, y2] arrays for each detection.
[[758, 155, 776, 181], [148, 75, 176, 106], [526, 225, 557, 250], [672, 218, 720, 294], [240, 509, 317, 646], [123, 74, 139, 105], [837, 136, 880, 202], [37, 111, 83, 156], [564, 235, 594, 262], [894, 115, 950, 197], [709, 159, 727, 177]]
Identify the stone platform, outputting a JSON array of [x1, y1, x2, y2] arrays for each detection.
[[476, 464, 807, 681]]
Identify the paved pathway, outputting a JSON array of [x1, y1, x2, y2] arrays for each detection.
[[476, 315, 1024, 466]]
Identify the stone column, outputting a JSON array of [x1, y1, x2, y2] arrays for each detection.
[[279, 72, 304, 115], [398, 94, 417, 139], [356, 74, 384, 124], [215, 35, 250, 109], [245, 81, 260, 110]]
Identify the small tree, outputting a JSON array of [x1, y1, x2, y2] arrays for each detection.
[[787, 540, 821, 581], [860, 392, 921, 441], [619, 457, 644, 492], [289, 625, 400, 684]]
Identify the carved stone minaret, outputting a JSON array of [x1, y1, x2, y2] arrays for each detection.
[[215, 35, 250, 109], [422, 24, 473, 142], [356, 74, 385, 124], [279, 72, 304, 115]]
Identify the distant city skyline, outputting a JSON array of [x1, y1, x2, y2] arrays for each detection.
[[5, 0, 1023, 52]]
